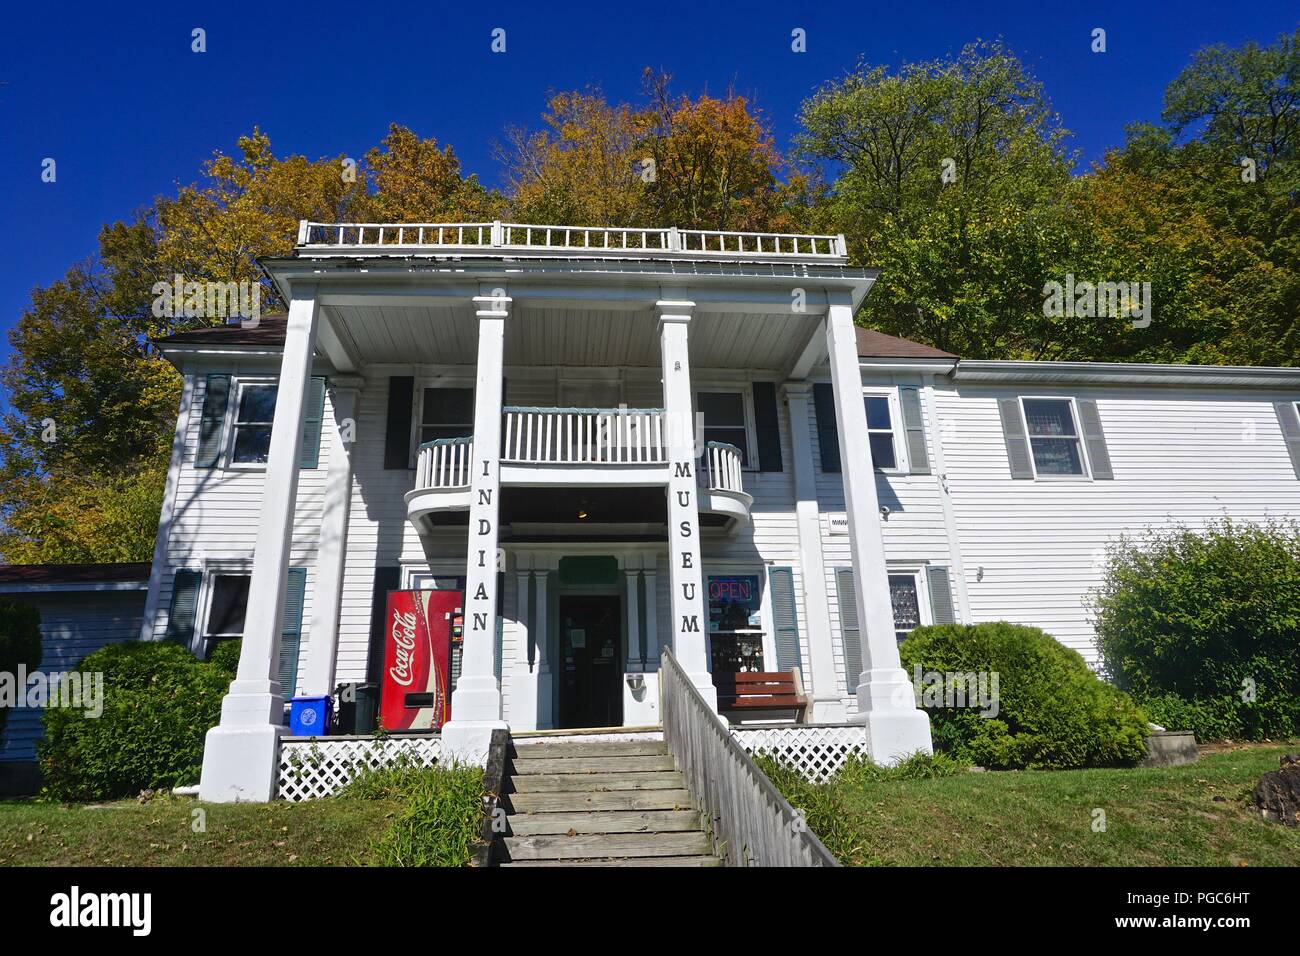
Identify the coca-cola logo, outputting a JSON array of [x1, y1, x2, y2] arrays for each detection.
[[389, 610, 417, 686]]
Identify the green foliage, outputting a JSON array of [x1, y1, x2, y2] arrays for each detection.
[[207, 639, 241, 675], [899, 622, 1150, 769], [343, 764, 486, 866], [1093, 517, 1300, 741], [0, 599, 42, 736], [39, 642, 230, 801]]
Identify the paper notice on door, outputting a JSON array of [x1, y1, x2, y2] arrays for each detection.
[[569, 629, 586, 648]]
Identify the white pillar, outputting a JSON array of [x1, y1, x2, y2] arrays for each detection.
[[301, 378, 362, 697], [825, 295, 932, 760], [511, 566, 538, 731], [625, 570, 642, 671], [643, 563, 659, 665], [783, 382, 846, 722], [441, 285, 510, 764], [534, 569, 552, 729], [200, 284, 319, 802], [658, 300, 717, 710]]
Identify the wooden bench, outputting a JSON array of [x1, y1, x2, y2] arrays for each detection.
[[715, 669, 810, 723]]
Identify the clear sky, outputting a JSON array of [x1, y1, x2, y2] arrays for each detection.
[[0, 1, 1295, 366]]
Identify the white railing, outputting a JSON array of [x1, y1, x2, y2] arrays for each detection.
[[417, 437, 474, 489], [297, 220, 847, 260], [705, 441, 744, 495], [502, 407, 666, 465]]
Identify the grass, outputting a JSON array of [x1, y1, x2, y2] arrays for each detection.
[[0, 765, 487, 867], [765, 744, 1300, 866]]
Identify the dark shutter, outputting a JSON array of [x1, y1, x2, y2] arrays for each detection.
[[997, 397, 1033, 479], [769, 567, 801, 672], [365, 567, 402, 685], [925, 566, 956, 625], [1076, 399, 1113, 480], [834, 567, 861, 695], [196, 374, 230, 468], [278, 568, 308, 698], [813, 383, 841, 473], [898, 385, 930, 475], [164, 569, 202, 649], [752, 382, 783, 472], [383, 376, 415, 470], [1273, 403, 1300, 478], [299, 376, 327, 469]]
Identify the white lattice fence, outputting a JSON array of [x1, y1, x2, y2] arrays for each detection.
[[731, 725, 869, 784], [277, 736, 442, 801]]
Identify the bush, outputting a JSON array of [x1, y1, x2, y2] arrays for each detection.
[[1093, 517, 1300, 741], [343, 764, 486, 866], [0, 599, 42, 737], [39, 641, 231, 801], [207, 639, 241, 675], [899, 621, 1149, 770]]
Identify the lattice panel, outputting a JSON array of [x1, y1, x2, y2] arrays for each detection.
[[277, 736, 442, 801], [732, 725, 869, 784]]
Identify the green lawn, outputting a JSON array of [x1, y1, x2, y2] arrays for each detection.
[[782, 744, 1300, 866]]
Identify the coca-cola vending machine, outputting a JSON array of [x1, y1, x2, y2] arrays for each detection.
[[379, 589, 463, 732]]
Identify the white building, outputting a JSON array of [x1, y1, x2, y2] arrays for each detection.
[[99, 222, 1300, 800]]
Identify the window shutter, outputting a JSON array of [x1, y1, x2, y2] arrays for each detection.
[[768, 567, 801, 672], [365, 567, 402, 685], [278, 568, 307, 698], [383, 376, 415, 470], [1076, 399, 1113, 480], [834, 567, 861, 694], [813, 383, 841, 473], [997, 397, 1033, 479], [299, 376, 327, 469], [898, 385, 930, 475], [925, 566, 956, 625], [196, 374, 230, 468], [752, 382, 783, 472], [1274, 403, 1300, 478], [164, 569, 202, 649]]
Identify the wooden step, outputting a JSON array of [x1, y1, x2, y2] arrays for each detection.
[[503, 855, 721, 867], [508, 809, 700, 836], [511, 754, 675, 775], [513, 740, 668, 759], [504, 830, 712, 861], [509, 788, 695, 813], [510, 770, 685, 793]]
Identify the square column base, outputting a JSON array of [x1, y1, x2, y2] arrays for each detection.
[[199, 721, 283, 803], [811, 697, 848, 723], [850, 667, 933, 765], [622, 671, 660, 725], [440, 720, 508, 767]]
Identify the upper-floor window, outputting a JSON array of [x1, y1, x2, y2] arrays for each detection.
[[865, 393, 898, 470], [421, 387, 475, 445], [230, 382, 278, 465], [1020, 397, 1086, 477], [698, 390, 753, 466]]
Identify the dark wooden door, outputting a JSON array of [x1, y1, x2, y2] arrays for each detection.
[[558, 595, 623, 728]]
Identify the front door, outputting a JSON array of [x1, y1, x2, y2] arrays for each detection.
[[558, 595, 623, 728]]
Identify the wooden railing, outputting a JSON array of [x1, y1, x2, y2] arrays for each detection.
[[297, 220, 847, 260], [704, 442, 744, 495], [416, 437, 474, 489], [502, 407, 666, 465], [659, 648, 839, 867]]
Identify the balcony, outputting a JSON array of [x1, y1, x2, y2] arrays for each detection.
[[404, 409, 752, 534]]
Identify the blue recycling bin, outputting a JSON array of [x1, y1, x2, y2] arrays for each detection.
[[290, 696, 333, 737]]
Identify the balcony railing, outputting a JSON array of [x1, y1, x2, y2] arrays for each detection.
[[503, 406, 666, 465], [416, 437, 473, 490], [296, 220, 847, 261], [704, 442, 744, 496]]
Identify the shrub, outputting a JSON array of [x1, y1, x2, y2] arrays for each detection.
[[207, 639, 241, 676], [344, 764, 486, 866], [0, 599, 42, 737], [1092, 517, 1300, 741], [899, 621, 1150, 770], [39, 641, 230, 801]]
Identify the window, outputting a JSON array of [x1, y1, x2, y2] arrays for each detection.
[[865, 394, 898, 470], [888, 573, 922, 643], [204, 573, 250, 651], [230, 383, 277, 464], [1021, 398, 1086, 476], [707, 574, 764, 673], [699, 391, 752, 466], [421, 387, 474, 445]]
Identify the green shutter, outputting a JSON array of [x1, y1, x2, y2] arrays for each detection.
[[752, 382, 784, 472], [299, 376, 327, 469], [384, 376, 415, 469], [278, 568, 307, 697], [164, 569, 202, 648], [925, 566, 956, 625], [998, 397, 1033, 479], [813, 383, 841, 473], [834, 567, 861, 695], [769, 567, 801, 672], [196, 374, 230, 467], [899, 385, 930, 475], [1076, 399, 1113, 480]]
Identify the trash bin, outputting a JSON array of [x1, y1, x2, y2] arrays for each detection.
[[334, 683, 378, 735], [290, 696, 333, 737]]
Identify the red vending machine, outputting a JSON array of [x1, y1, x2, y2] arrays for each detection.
[[379, 589, 463, 732]]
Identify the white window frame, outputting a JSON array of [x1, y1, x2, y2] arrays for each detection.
[[886, 568, 930, 643], [861, 386, 908, 474], [695, 386, 759, 471], [1018, 395, 1091, 480], [196, 560, 253, 657], [222, 376, 278, 471], [411, 374, 476, 467]]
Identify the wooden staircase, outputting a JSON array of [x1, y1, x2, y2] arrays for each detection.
[[498, 737, 720, 867]]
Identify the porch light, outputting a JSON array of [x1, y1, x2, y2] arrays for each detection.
[[577, 509, 588, 519]]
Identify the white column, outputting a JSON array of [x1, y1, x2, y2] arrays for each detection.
[[658, 300, 717, 709], [534, 569, 552, 729], [200, 284, 319, 802], [511, 565, 538, 731], [825, 295, 932, 760], [441, 285, 510, 763], [301, 378, 362, 697], [625, 570, 642, 671], [643, 562, 659, 665], [783, 382, 846, 722]]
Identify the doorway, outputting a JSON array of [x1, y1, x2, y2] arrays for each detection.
[[558, 594, 623, 728]]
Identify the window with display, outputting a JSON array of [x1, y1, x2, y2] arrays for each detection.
[[707, 574, 763, 673]]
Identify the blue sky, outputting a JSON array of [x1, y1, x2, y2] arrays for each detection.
[[0, 1, 1295, 366]]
